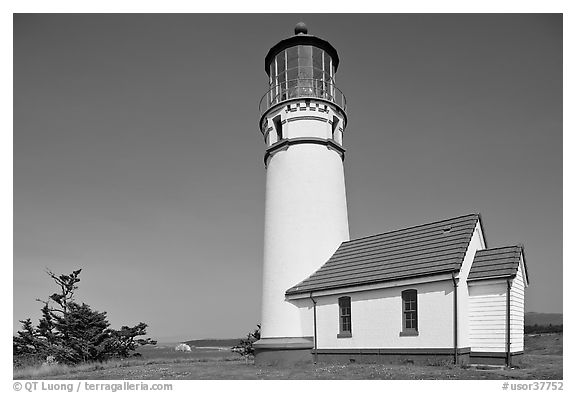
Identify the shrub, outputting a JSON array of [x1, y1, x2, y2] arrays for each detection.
[[231, 325, 261, 360]]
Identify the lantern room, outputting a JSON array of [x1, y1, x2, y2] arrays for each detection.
[[260, 23, 347, 119]]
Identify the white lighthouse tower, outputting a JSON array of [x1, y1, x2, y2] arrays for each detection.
[[254, 23, 350, 364]]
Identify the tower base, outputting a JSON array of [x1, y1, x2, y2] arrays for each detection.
[[253, 337, 314, 366]]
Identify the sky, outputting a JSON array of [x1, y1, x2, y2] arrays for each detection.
[[13, 14, 562, 342]]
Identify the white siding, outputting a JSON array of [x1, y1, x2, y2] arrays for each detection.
[[510, 257, 526, 352], [468, 281, 507, 352], [313, 280, 454, 349], [468, 256, 527, 354]]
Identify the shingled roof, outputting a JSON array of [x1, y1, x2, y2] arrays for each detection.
[[286, 213, 481, 295], [468, 245, 526, 282]]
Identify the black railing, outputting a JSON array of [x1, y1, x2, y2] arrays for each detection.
[[259, 78, 346, 116]]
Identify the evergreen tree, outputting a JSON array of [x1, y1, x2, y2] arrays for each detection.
[[106, 323, 157, 358], [51, 302, 112, 363], [13, 318, 41, 356], [13, 269, 156, 365]]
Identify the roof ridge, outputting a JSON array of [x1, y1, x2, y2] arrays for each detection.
[[345, 213, 479, 244]]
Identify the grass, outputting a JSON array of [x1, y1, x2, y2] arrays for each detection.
[[13, 356, 241, 380], [14, 333, 563, 380]]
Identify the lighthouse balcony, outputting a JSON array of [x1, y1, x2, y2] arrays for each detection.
[[259, 78, 346, 118]]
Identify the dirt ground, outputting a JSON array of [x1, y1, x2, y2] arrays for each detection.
[[16, 333, 563, 380]]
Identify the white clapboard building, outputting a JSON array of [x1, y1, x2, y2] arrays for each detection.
[[253, 23, 529, 367]]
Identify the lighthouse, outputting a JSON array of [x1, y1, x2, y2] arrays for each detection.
[[254, 23, 350, 364]]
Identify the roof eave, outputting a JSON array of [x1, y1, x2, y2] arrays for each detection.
[[285, 268, 460, 297], [467, 273, 517, 283], [518, 244, 530, 286], [476, 212, 488, 249]]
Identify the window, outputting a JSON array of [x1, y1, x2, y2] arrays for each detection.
[[312, 47, 323, 81], [286, 46, 298, 72], [272, 115, 283, 141], [323, 53, 332, 81], [401, 289, 418, 336], [298, 45, 312, 67], [331, 116, 340, 141], [338, 296, 352, 338], [277, 51, 286, 100]]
